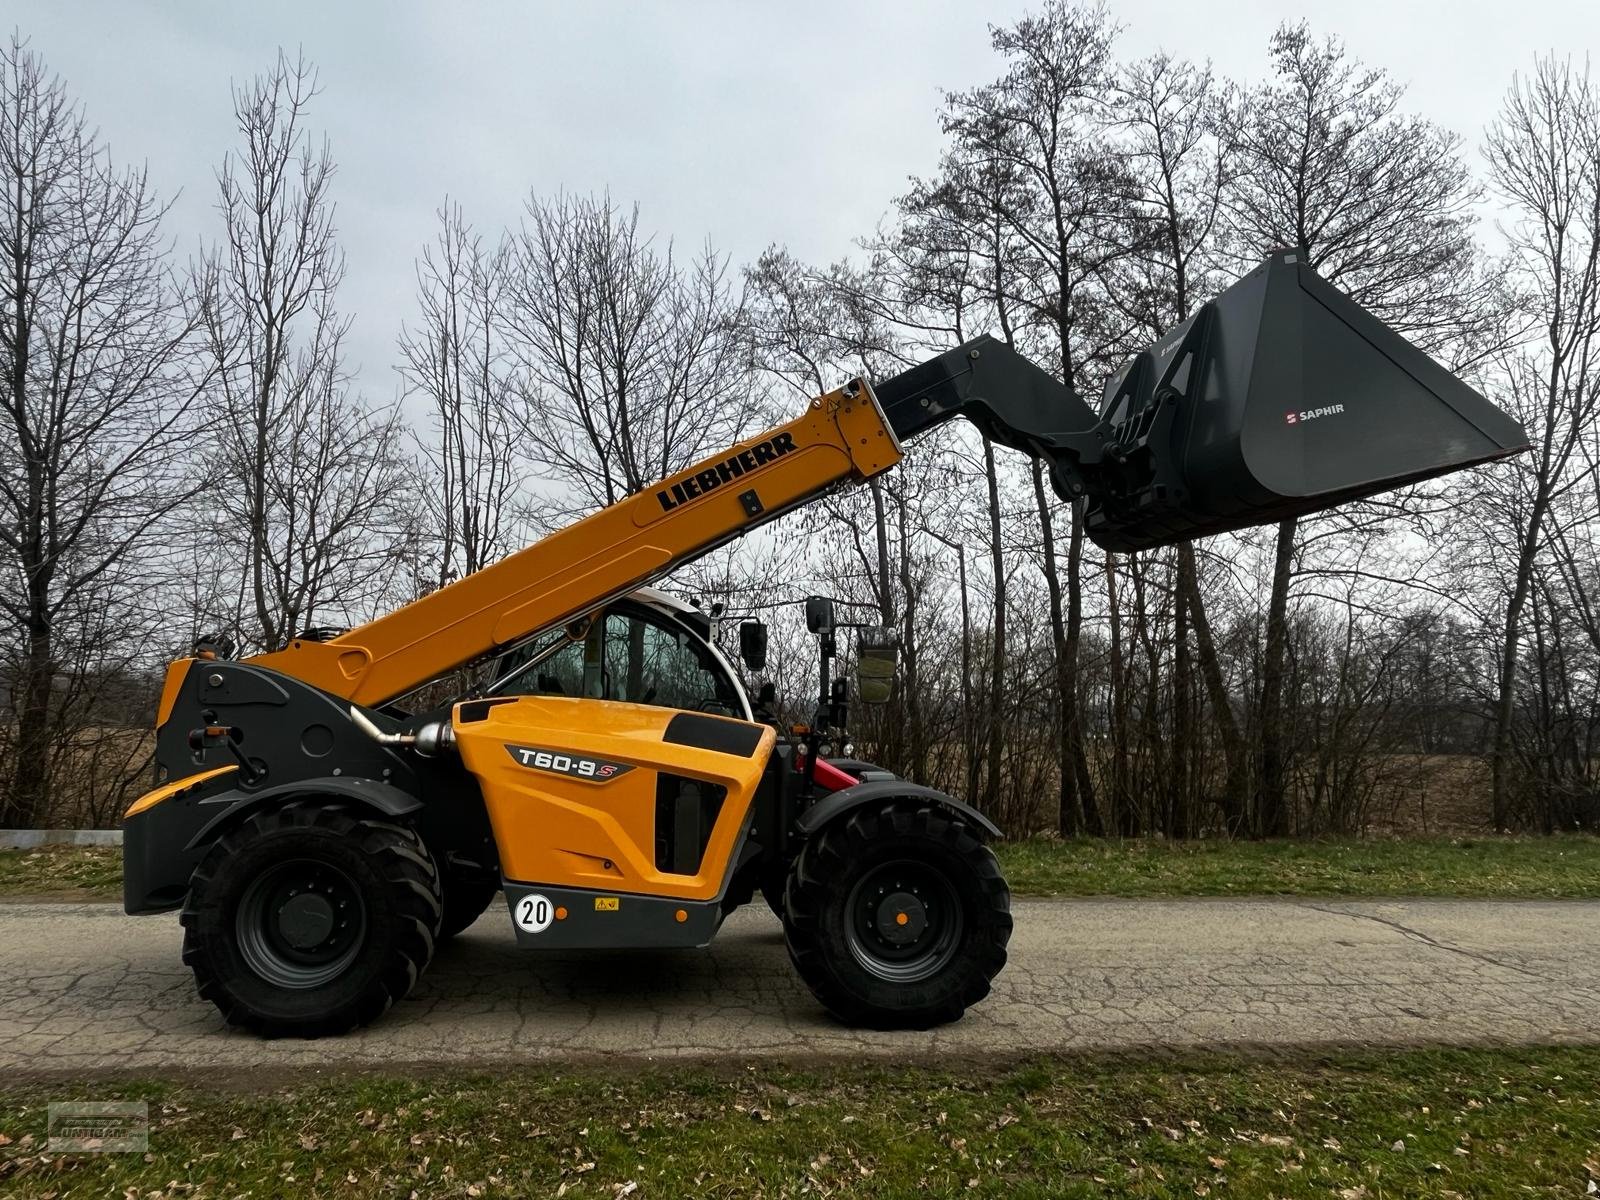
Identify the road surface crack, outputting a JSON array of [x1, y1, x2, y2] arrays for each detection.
[[1300, 902, 1544, 980]]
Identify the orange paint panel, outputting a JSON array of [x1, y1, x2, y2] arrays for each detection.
[[833, 384, 904, 475], [490, 545, 672, 648], [154, 659, 193, 730], [451, 696, 774, 903], [124, 764, 238, 820]]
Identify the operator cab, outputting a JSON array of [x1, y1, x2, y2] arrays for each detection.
[[486, 588, 753, 721]]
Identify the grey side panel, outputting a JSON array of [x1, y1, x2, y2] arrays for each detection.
[[185, 776, 423, 850], [795, 780, 1003, 840], [501, 884, 724, 949]]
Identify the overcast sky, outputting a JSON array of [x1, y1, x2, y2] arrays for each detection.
[[13, 1, 1599, 397]]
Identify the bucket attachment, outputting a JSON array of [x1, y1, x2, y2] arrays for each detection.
[[1082, 251, 1529, 551], [873, 251, 1528, 553]]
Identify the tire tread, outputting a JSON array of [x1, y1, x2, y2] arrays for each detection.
[[179, 801, 441, 1038], [783, 800, 1011, 1030]]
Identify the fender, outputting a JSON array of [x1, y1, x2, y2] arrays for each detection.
[[795, 780, 1002, 840], [826, 758, 898, 783], [185, 775, 424, 851]]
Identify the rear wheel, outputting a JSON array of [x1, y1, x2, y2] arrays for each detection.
[[181, 803, 441, 1037], [782, 801, 1011, 1029]]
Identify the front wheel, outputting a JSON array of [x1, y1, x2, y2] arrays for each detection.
[[783, 801, 1011, 1029], [180, 802, 442, 1037]]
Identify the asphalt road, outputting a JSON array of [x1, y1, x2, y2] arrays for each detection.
[[3, 897, 1596, 1076]]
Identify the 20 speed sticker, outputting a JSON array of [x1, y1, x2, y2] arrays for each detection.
[[513, 893, 555, 933], [504, 743, 635, 782]]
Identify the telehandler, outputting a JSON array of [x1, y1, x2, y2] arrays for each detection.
[[123, 252, 1526, 1036]]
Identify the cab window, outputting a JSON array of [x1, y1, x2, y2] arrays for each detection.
[[491, 605, 740, 716]]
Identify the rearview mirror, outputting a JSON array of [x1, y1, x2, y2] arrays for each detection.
[[804, 595, 834, 635], [1084, 251, 1529, 551], [738, 620, 768, 671], [856, 628, 898, 705]]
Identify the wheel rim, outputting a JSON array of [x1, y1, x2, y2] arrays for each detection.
[[236, 858, 367, 989], [845, 859, 964, 983]]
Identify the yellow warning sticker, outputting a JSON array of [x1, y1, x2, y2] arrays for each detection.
[[594, 896, 620, 912]]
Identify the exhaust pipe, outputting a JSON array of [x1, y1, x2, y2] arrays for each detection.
[[348, 707, 456, 756]]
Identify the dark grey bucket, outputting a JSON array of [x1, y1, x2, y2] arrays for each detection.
[[1085, 251, 1528, 551]]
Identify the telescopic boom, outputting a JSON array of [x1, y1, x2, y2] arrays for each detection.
[[248, 251, 1527, 707]]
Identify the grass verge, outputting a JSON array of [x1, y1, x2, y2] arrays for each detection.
[[3, 1047, 1597, 1197], [0, 845, 122, 900], [8, 836, 1600, 903], [993, 834, 1600, 899]]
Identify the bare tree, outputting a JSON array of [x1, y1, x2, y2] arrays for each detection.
[[502, 192, 750, 523], [1220, 22, 1484, 834], [494, 193, 755, 704], [204, 51, 410, 651], [398, 201, 522, 592], [0, 36, 212, 826], [1481, 58, 1600, 828], [871, 170, 1021, 813], [1110, 52, 1249, 829], [743, 246, 904, 635], [938, 0, 1127, 829]]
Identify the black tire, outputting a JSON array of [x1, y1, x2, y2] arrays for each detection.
[[180, 802, 442, 1038], [437, 872, 502, 940], [783, 801, 1011, 1029], [759, 869, 787, 919]]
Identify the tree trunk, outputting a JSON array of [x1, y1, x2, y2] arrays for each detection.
[[868, 476, 894, 628], [5, 263, 49, 828], [250, 331, 277, 650], [1128, 553, 1165, 834], [895, 491, 925, 782], [982, 434, 1006, 814], [1065, 504, 1100, 833], [1257, 516, 1298, 836], [1104, 551, 1133, 834], [1178, 542, 1247, 831], [625, 615, 646, 702], [953, 545, 978, 804], [1491, 493, 1549, 830], [5, 616, 54, 828], [1030, 460, 1081, 835], [1171, 554, 1193, 838]]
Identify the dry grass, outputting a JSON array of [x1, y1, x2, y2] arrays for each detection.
[[9, 837, 1600, 904], [995, 833, 1600, 898], [3, 1048, 1598, 1197], [0, 845, 123, 900]]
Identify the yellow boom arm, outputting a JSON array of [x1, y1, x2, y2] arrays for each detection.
[[247, 252, 1533, 708], [250, 380, 901, 706]]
